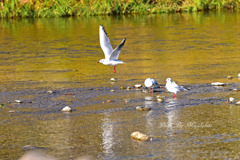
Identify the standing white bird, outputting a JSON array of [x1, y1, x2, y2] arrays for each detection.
[[226, 97, 235, 104], [165, 78, 186, 98], [144, 78, 158, 93], [98, 25, 126, 73]]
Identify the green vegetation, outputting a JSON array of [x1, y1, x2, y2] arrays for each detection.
[[0, 0, 239, 18]]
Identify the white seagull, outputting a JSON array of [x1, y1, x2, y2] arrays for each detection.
[[165, 78, 186, 98], [144, 78, 158, 93], [98, 25, 126, 73], [226, 97, 235, 104]]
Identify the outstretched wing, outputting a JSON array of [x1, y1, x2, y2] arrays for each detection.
[[99, 25, 113, 59], [109, 39, 126, 60]]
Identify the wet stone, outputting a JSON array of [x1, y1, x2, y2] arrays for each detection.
[[211, 82, 225, 86], [0, 104, 4, 108], [8, 110, 15, 113], [61, 106, 72, 112], [47, 90, 55, 94], [227, 75, 233, 79], [131, 131, 149, 141], [156, 95, 165, 102], [110, 78, 117, 82], [143, 106, 151, 111], [22, 145, 46, 150], [232, 89, 239, 92], [135, 84, 142, 88], [144, 96, 155, 101], [15, 100, 23, 103], [136, 106, 144, 111], [136, 106, 151, 111]]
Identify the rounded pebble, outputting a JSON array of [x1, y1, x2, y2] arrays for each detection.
[[156, 95, 165, 102], [47, 90, 55, 94], [211, 82, 225, 86], [233, 89, 239, 92], [15, 100, 23, 103], [227, 75, 233, 79], [235, 101, 240, 105], [131, 131, 149, 141], [110, 78, 117, 82], [136, 106, 144, 111], [8, 110, 15, 113], [143, 106, 151, 111], [135, 84, 142, 88]]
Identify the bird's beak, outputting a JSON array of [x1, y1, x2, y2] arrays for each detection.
[[225, 100, 229, 103], [97, 61, 100, 63]]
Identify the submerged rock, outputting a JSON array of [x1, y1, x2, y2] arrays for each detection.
[[120, 86, 125, 90], [22, 145, 39, 150], [144, 96, 155, 101], [131, 131, 149, 141], [8, 110, 15, 113], [0, 104, 5, 108], [227, 75, 233, 79], [143, 106, 151, 111], [61, 106, 72, 112], [103, 100, 114, 103]]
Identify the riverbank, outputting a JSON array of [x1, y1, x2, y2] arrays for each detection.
[[0, 0, 239, 18]]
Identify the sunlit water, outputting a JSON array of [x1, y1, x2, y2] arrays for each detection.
[[0, 12, 240, 160]]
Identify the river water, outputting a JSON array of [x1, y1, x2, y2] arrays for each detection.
[[0, 11, 240, 160]]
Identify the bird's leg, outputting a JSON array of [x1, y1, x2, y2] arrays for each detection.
[[173, 94, 176, 98], [114, 66, 116, 73]]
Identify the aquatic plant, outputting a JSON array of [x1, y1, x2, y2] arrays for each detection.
[[0, 0, 239, 18]]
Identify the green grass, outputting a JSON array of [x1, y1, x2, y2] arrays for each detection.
[[0, 0, 239, 18]]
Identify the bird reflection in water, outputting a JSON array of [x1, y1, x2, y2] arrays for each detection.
[[101, 112, 115, 157]]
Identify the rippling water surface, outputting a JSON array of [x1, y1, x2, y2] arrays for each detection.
[[0, 12, 240, 160]]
